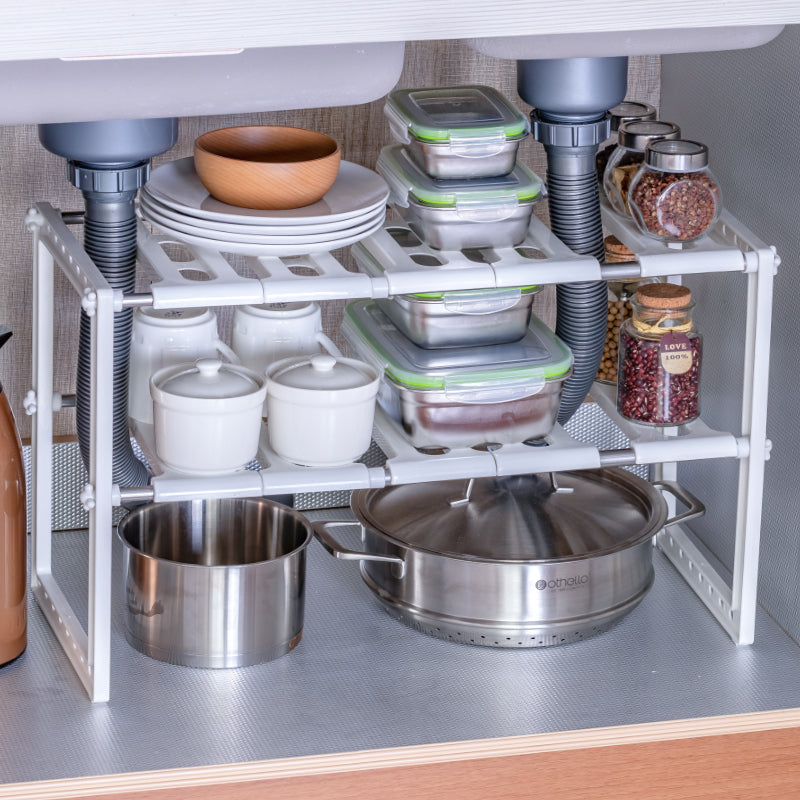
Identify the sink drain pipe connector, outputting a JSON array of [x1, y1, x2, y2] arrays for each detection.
[[39, 119, 178, 488], [517, 56, 628, 424]]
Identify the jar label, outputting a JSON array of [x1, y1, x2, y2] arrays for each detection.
[[659, 331, 693, 374]]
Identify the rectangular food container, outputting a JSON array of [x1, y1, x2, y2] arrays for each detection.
[[376, 144, 544, 251], [352, 240, 540, 348], [341, 300, 573, 450], [384, 85, 530, 179]]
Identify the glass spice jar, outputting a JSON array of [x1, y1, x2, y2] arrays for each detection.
[[595, 101, 657, 184], [617, 282, 702, 425], [628, 139, 721, 242], [602, 120, 681, 216]]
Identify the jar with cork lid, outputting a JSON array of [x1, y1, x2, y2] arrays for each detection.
[[596, 236, 659, 385], [617, 282, 702, 425]]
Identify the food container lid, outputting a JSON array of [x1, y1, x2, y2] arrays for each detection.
[[384, 85, 529, 152], [342, 299, 572, 399], [645, 139, 709, 171], [377, 144, 543, 219], [609, 101, 657, 132], [352, 241, 540, 301], [351, 469, 665, 562], [155, 358, 263, 399], [617, 120, 681, 151], [268, 353, 376, 391]]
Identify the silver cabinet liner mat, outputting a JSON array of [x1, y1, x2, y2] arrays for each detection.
[[1, 528, 800, 785]]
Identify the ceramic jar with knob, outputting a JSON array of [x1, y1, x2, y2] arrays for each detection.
[[266, 352, 379, 467], [150, 358, 267, 475]]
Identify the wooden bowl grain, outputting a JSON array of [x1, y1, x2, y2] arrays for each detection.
[[194, 126, 341, 210]]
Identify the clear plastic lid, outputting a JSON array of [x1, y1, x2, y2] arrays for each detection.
[[377, 144, 543, 217], [342, 300, 572, 399], [385, 85, 529, 149]]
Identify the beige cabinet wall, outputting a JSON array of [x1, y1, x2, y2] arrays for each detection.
[[0, 42, 659, 438]]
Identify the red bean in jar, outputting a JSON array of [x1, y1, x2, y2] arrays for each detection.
[[617, 283, 701, 425]]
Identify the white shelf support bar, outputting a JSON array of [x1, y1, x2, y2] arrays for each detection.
[[27, 203, 115, 701]]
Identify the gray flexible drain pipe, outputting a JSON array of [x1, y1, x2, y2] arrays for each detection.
[[517, 57, 628, 425], [39, 119, 178, 488]]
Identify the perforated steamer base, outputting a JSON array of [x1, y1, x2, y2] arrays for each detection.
[[362, 565, 656, 648]]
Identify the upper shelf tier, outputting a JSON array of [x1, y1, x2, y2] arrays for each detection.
[[127, 206, 772, 311]]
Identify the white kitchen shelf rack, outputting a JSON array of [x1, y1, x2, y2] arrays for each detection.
[[25, 199, 775, 701]]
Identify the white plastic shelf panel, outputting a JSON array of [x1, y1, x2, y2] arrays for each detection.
[[27, 199, 776, 699]]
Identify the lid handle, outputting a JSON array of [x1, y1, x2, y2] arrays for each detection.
[[442, 287, 522, 315], [448, 127, 507, 158], [443, 371, 546, 403], [195, 358, 222, 378], [455, 195, 518, 222]]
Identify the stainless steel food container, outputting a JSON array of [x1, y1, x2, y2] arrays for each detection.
[[352, 241, 540, 348], [341, 300, 572, 449], [118, 497, 312, 668], [401, 195, 537, 251], [384, 85, 530, 179], [313, 471, 704, 647], [376, 144, 543, 251]]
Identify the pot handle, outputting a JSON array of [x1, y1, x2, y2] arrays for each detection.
[[652, 480, 706, 528], [312, 520, 406, 579]]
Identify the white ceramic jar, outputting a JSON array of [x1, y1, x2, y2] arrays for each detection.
[[150, 358, 267, 476], [266, 353, 379, 467], [231, 301, 340, 376], [129, 306, 237, 428]]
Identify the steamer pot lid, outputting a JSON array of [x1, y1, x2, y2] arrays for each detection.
[[351, 469, 665, 562]]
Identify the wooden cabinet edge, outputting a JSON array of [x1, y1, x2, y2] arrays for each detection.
[[6, 707, 800, 800]]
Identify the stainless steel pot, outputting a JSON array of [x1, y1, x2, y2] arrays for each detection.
[[118, 497, 312, 668], [313, 469, 703, 647]]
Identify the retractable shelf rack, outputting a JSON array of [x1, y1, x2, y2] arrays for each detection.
[[25, 200, 776, 701]]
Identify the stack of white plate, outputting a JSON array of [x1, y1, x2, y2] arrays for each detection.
[[139, 157, 390, 256]]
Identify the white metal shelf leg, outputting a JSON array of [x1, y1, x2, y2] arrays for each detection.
[[27, 204, 116, 701], [730, 248, 776, 644]]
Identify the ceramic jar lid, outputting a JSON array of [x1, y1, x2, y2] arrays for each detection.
[[269, 354, 378, 392], [155, 358, 262, 399]]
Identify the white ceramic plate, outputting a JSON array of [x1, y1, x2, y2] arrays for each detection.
[[144, 157, 390, 225], [139, 192, 385, 237], [139, 197, 386, 245], [147, 214, 386, 256]]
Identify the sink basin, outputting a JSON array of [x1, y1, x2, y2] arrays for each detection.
[[0, 43, 405, 125], [464, 25, 784, 59]]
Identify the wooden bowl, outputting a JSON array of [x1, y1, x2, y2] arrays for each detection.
[[194, 126, 341, 210]]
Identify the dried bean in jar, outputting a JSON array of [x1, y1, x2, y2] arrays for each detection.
[[617, 327, 701, 424]]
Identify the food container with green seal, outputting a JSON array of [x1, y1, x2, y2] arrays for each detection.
[[341, 300, 573, 449], [376, 145, 544, 251], [352, 240, 540, 348], [384, 85, 530, 179]]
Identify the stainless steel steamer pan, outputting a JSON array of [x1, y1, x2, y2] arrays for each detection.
[[313, 470, 703, 647]]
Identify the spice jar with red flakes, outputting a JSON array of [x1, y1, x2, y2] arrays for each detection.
[[617, 282, 702, 426], [628, 139, 721, 242]]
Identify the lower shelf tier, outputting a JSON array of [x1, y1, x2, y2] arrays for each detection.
[[132, 396, 744, 505]]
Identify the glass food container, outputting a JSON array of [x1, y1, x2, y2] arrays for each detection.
[[341, 300, 573, 449], [617, 282, 702, 426], [628, 139, 722, 242], [376, 144, 544, 251], [595, 100, 657, 183], [352, 239, 540, 348], [602, 120, 681, 216], [384, 85, 530, 179]]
